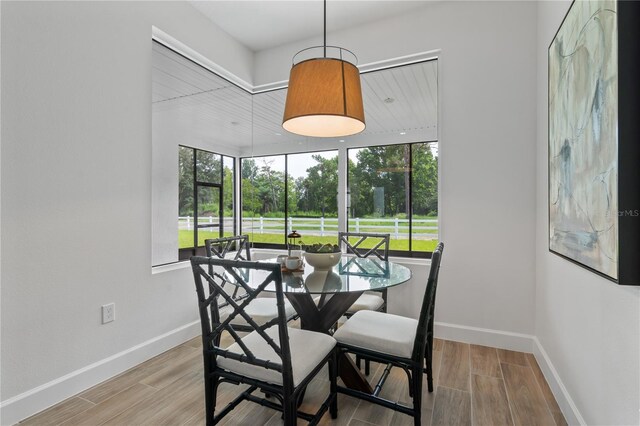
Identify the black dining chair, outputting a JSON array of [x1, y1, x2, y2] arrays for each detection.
[[332, 242, 444, 426], [204, 235, 252, 261], [337, 232, 390, 315], [205, 235, 297, 332], [190, 257, 338, 425], [338, 232, 391, 375]]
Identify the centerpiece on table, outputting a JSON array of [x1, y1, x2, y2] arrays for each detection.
[[303, 243, 342, 271]]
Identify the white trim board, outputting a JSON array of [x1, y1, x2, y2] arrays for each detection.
[[532, 337, 586, 426], [152, 26, 254, 93], [434, 321, 534, 353], [153, 25, 439, 95], [434, 322, 583, 425], [1, 319, 582, 425], [0, 321, 201, 425], [252, 49, 441, 94]]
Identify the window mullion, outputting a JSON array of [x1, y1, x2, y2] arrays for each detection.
[[192, 148, 197, 255], [409, 143, 413, 253], [338, 146, 348, 234], [284, 154, 288, 245]]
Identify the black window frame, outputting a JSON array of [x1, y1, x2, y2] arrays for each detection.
[[239, 149, 339, 250], [346, 141, 438, 259], [179, 145, 236, 260], [239, 143, 438, 258], [156, 41, 438, 260]]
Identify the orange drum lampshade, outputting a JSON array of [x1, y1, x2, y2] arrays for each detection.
[[282, 57, 365, 138]]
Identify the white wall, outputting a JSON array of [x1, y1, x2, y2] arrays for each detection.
[[1, 0, 542, 423], [0, 1, 252, 422], [535, 2, 640, 425], [256, 1, 539, 337]]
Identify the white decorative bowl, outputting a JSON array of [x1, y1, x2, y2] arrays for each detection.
[[303, 251, 342, 270], [305, 270, 342, 292]]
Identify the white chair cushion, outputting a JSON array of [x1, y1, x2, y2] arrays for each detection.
[[217, 326, 336, 386], [219, 298, 297, 327], [347, 292, 384, 313], [334, 310, 417, 359]]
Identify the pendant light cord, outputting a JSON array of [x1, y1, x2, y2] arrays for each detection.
[[323, 0, 327, 58]]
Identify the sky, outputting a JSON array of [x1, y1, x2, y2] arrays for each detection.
[[251, 142, 437, 178], [287, 150, 337, 178]]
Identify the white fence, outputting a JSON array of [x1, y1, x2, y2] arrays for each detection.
[[179, 216, 438, 240]]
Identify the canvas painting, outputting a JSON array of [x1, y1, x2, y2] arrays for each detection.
[[549, 0, 618, 279]]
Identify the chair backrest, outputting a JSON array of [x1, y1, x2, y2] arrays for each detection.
[[190, 257, 294, 386], [411, 242, 444, 362], [338, 232, 390, 261], [205, 235, 252, 307], [205, 235, 251, 261], [338, 256, 390, 278]]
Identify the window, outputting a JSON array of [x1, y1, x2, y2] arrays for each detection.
[[288, 151, 339, 246], [154, 39, 437, 261], [241, 145, 437, 256], [348, 142, 438, 257], [151, 40, 248, 266], [241, 150, 339, 247], [179, 146, 235, 260], [241, 155, 286, 246]]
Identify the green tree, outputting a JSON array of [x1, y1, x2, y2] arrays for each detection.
[[178, 147, 194, 216], [196, 150, 221, 183], [412, 144, 438, 215], [257, 158, 285, 214], [349, 143, 438, 218], [241, 159, 261, 215], [241, 157, 286, 216], [295, 154, 339, 216], [242, 158, 257, 180], [223, 165, 234, 216], [350, 145, 408, 217]]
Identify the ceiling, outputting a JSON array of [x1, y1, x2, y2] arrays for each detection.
[[152, 41, 437, 153], [188, 1, 433, 52]]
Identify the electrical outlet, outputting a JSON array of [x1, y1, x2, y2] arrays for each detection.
[[102, 303, 115, 324]]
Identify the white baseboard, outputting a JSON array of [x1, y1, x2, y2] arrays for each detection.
[[0, 321, 201, 425], [433, 322, 584, 425], [532, 337, 585, 426], [434, 321, 535, 352], [1, 320, 584, 426]]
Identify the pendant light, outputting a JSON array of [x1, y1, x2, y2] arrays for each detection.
[[282, 0, 365, 138]]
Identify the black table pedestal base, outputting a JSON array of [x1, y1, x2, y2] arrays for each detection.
[[286, 292, 374, 393]]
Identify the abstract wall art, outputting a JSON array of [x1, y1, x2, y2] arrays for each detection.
[[549, 0, 640, 285]]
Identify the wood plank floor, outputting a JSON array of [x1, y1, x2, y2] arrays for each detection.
[[20, 335, 566, 426]]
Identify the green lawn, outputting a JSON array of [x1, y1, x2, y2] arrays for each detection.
[[179, 230, 438, 252], [179, 229, 235, 248]]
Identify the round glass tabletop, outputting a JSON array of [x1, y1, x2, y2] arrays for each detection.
[[225, 257, 412, 294]]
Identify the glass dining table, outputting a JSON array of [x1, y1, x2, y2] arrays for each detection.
[[227, 256, 412, 392]]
